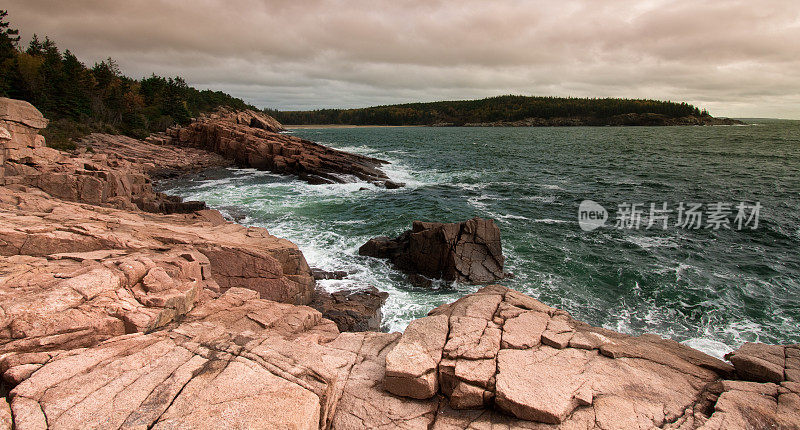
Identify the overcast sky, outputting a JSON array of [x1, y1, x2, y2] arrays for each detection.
[[6, 0, 800, 118]]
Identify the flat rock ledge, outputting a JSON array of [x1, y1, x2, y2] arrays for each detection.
[[360, 217, 505, 284]]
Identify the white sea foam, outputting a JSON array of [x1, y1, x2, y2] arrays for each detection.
[[624, 235, 679, 249], [525, 195, 557, 203], [537, 184, 562, 190], [532, 218, 570, 224], [498, 214, 530, 221], [681, 338, 733, 359]]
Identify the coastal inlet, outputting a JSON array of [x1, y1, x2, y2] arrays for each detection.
[[160, 121, 800, 359]]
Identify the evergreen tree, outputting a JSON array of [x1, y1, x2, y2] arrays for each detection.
[[0, 10, 21, 96], [0, 11, 254, 148]]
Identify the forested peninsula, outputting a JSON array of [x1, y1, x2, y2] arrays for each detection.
[[269, 95, 742, 127]]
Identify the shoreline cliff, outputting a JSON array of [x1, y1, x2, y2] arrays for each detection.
[[0, 97, 797, 429]]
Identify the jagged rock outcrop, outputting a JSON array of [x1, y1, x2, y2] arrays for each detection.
[[725, 342, 799, 384], [310, 286, 388, 332], [0, 97, 797, 429], [360, 218, 505, 284], [0, 247, 212, 355], [4, 285, 798, 429], [381, 285, 800, 428], [0, 185, 316, 354], [0, 98, 208, 214], [154, 108, 403, 187]]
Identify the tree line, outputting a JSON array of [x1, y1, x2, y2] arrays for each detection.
[[268, 95, 708, 126], [0, 10, 253, 149]]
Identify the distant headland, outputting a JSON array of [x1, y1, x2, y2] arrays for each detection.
[[268, 95, 743, 127]]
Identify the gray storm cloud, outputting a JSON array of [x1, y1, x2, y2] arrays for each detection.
[[5, 0, 800, 118]]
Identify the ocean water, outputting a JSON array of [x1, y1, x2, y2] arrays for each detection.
[[159, 120, 800, 358]]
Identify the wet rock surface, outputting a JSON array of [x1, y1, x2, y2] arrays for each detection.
[[311, 268, 349, 280], [360, 217, 505, 284]]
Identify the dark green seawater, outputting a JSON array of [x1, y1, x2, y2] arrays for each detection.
[[161, 120, 800, 358]]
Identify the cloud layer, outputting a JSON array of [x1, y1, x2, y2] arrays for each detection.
[[6, 0, 800, 118]]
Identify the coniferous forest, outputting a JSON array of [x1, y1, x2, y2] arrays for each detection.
[[268, 95, 709, 126], [0, 10, 252, 149]]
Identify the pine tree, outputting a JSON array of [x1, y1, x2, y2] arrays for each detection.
[[0, 10, 21, 96]]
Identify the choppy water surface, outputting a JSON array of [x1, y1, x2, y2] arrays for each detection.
[[160, 120, 800, 358]]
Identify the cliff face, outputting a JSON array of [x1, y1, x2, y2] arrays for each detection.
[[0, 98, 797, 429]]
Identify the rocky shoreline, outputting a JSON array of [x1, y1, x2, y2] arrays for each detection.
[[1, 97, 798, 429], [432, 113, 744, 127]]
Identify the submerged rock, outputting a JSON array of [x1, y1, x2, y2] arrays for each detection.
[[359, 217, 505, 284], [310, 268, 349, 280]]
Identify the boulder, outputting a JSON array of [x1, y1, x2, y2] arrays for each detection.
[[0, 97, 49, 130], [384, 314, 449, 399], [726, 342, 799, 384], [359, 218, 505, 284], [310, 286, 388, 332], [310, 268, 348, 280]]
